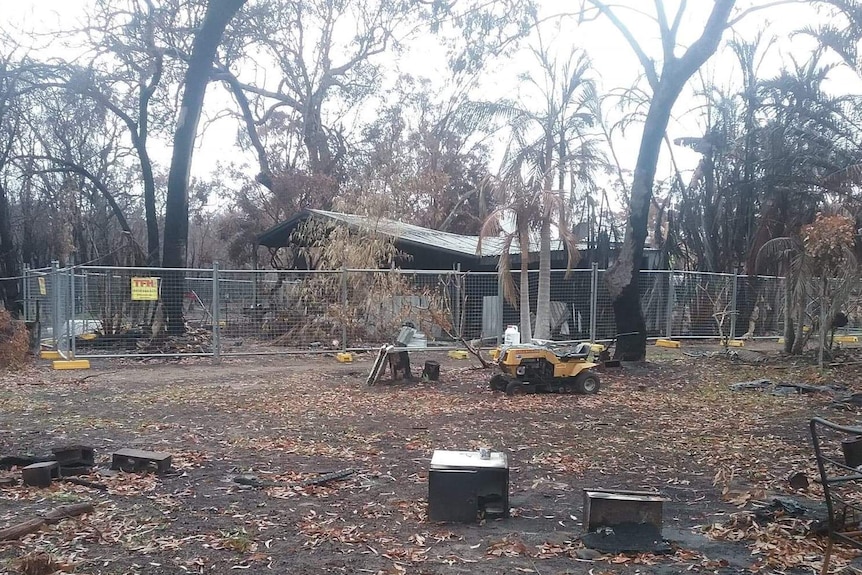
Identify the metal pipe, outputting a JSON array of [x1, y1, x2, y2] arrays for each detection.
[[589, 263, 598, 343], [341, 266, 348, 351], [212, 261, 221, 362], [69, 266, 76, 359], [665, 271, 674, 339], [729, 272, 739, 340], [51, 261, 60, 351]]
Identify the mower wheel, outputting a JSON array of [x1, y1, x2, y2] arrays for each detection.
[[505, 380, 526, 396], [574, 372, 600, 395], [489, 374, 507, 392]]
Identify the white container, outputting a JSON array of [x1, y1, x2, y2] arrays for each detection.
[[503, 325, 520, 346]]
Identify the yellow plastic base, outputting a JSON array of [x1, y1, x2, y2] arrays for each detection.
[[335, 352, 353, 363], [835, 335, 859, 343], [725, 340, 745, 347], [52, 360, 90, 370], [448, 350, 469, 359], [590, 343, 606, 353], [80, 333, 98, 341], [778, 337, 785, 344], [40, 350, 62, 360], [655, 339, 681, 349]]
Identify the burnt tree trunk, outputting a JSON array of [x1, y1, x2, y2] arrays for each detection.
[[0, 182, 21, 317], [606, 87, 679, 359], [304, 95, 335, 177], [603, 0, 736, 360], [162, 0, 246, 334]]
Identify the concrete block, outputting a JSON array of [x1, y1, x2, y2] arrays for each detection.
[[22, 461, 59, 487]]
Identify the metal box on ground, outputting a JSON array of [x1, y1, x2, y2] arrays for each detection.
[[429, 469, 479, 522], [583, 489, 668, 531], [582, 489, 671, 554], [111, 448, 172, 473], [428, 450, 509, 522]]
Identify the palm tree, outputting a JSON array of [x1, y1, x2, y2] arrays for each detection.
[[529, 44, 601, 340], [799, 0, 862, 74], [479, 170, 542, 343], [471, 25, 603, 341]]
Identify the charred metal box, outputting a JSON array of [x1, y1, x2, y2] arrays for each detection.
[[428, 450, 509, 522], [583, 489, 668, 531]]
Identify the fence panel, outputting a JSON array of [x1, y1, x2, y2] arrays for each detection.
[[594, 269, 616, 340], [640, 270, 672, 338], [494, 269, 594, 341], [748, 276, 786, 338], [212, 269, 341, 354], [464, 271, 499, 341], [22, 266, 54, 346], [72, 266, 215, 357], [343, 270, 465, 349], [666, 271, 736, 339], [32, 264, 827, 358]]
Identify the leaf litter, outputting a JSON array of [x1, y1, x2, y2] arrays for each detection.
[[1, 350, 862, 572]]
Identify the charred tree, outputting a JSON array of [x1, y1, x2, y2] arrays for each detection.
[[587, 0, 737, 360], [162, 0, 246, 334]]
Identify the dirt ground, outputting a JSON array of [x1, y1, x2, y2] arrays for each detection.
[[1, 343, 861, 574]]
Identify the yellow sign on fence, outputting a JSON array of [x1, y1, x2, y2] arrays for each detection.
[[131, 277, 159, 301], [37, 277, 46, 296]]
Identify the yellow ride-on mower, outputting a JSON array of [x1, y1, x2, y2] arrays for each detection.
[[490, 342, 600, 396]]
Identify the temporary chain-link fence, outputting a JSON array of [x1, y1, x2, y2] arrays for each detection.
[[16, 263, 841, 359]]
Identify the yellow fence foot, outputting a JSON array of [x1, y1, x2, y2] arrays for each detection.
[[52, 360, 91, 370]]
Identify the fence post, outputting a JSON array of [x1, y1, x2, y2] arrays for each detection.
[[665, 271, 674, 339], [589, 263, 598, 343], [22, 264, 30, 321], [496, 271, 505, 345], [729, 272, 739, 341], [341, 267, 348, 351], [454, 264, 462, 341], [69, 266, 76, 359], [51, 260, 61, 351], [82, 270, 88, 328], [212, 261, 221, 362]]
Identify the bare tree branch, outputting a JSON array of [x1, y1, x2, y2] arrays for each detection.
[[19, 155, 133, 234], [728, 0, 808, 27], [654, 0, 675, 62], [214, 67, 273, 190], [586, 0, 659, 90]]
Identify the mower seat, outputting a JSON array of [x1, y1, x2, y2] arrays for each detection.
[[558, 342, 592, 361]]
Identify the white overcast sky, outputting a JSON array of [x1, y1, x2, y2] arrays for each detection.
[[2, 0, 857, 197]]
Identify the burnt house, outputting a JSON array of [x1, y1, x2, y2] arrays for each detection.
[[257, 209, 664, 340]]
